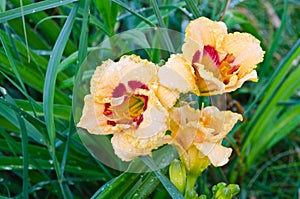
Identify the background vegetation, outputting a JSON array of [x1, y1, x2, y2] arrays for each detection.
[[0, 0, 299, 198]]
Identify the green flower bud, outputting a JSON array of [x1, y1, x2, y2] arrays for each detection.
[[169, 159, 186, 194], [215, 187, 231, 199], [227, 184, 240, 196]]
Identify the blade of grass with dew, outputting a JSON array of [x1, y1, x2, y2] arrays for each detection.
[[8, 17, 51, 50], [76, 0, 91, 74], [0, 98, 47, 145], [149, 0, 174, 53], [94, 0, 118, 36], [0, 0, 79, 23], [135, 6, 179, 28], [0, 27, 39, 118], [112, 0, 155, 27], [60, 112, 74, 177], [6, 0, 78, 54], [184, 0, 201, 18], [3, 23, 22, 62], [15, 99, 70, 121], [1, 91, 29, 199], [123, 171, 161, 199], [0, 54, 71, 105], [43, 2, 79, 197], [141, 156, 184, 199], [92, 172, 141, 199], [118, 2, 188, 22]]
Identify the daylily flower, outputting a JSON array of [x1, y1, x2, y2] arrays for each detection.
[[181, 17, 265, 95], [77, 55, 171, 161], [170, 105, 242, 172]]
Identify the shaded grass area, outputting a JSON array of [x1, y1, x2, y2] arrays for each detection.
[[0, 0, 299, 198]]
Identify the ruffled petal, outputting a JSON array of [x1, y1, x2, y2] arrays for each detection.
[[217, 32, 265, 70], [158, 54, 199, 95], [131, 90, 169, 141], [77, 95, 119, 135], [156, 85, 179, 109], [185, 17, 227, 47], [194, 63, 225, 95], [194, 143, 232, 167], [225, 70, 258, 93], [201, 106, 243, 142], [111, 132, 172, 161], [91, 55, 158, 102]]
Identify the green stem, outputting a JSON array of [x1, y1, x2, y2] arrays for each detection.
[[186, 174, 198, 191], [184, 173, 199, 199]]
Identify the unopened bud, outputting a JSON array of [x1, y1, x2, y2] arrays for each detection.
[[169, 159, 186, 194]]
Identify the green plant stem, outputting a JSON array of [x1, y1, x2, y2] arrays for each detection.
[[185, 174, 198, 192]]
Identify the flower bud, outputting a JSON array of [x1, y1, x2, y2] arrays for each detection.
[[169, 159, 186, 193]]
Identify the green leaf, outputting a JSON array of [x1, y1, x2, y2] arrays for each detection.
[[112, 0, 155, 27], [0, 0, 5, 13], [76, 0, 91, 74], [242, 39, 300, 167], [141, 156, 185, 199], [0, 0, 79, 23], [94, 0, 119, 36], [92, 172, 140, 199], [184, 0, 201, 19], [42, 2, 79, 197]]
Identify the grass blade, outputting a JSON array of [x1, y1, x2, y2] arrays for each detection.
[[259, 0, 288, 76], [244, 39, 300, 140], [76, 0, 91, 74], [141, 156, 184, 199], [149, 0, 174, 52], [184, 0, 201, 18], [0, 0, 79, 23], [43, 2, 79, 197], [0, 88, 28, 199], [112, 0, 155, 27]]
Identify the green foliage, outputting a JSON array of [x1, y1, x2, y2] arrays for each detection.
[[0, 0, 299, 198]]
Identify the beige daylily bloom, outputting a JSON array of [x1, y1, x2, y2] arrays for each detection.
[[171, 105, 242, 169], [78, 55, 170, 161], [182, 17, 264, 95]]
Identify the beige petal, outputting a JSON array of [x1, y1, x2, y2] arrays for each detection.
[[201, 106, 243, 142], [217, 32, 265, 69], [170, 105, 201, 126], [111, 132, 172, 161], [91, 60, 120, 101], [91, 55, 159, 102], [159, 54, 199, 95], [156, 85, 179, 109], [182, 37, 203, 63], [118, 55, 158, 85], [111, 133, 152, 161], [77, 95, 119, 135], [194, 63, 225, 95], [195, 142, 232, 167], [185, 17, 227, 47], [225, 70, 258, 93], [133, 92, 169, 140]]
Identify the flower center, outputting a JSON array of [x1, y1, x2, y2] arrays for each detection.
[[103, 81, 149, 128], [193, 45, 239, 84]]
